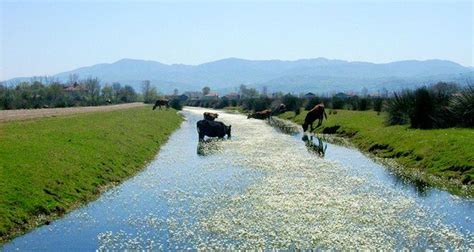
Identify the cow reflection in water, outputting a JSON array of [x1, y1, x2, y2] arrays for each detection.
[[197, 140, 223, 156], [302, 134, 327, 157]]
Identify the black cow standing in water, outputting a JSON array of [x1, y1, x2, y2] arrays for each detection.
[[152, 99, 169, 110], [196, 120, 231, 141]]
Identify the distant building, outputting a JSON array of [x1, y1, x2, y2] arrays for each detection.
[[303, 92, 317, 99]]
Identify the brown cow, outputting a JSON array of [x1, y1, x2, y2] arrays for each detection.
[[203, 112, 219, 121], [247, 109, 272, 120], [302, 104, 327, 132], [152, 99, 169, 110]]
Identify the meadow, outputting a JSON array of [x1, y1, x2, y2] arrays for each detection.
[[279, 109, 474, 196], [0, 106, 182, 242]]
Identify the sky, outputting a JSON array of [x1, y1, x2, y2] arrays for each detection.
[[0, 0, 472, 80]]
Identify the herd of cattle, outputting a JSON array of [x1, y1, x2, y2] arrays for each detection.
[[195, 104, 327, 141], [151, 99, 328, 140]]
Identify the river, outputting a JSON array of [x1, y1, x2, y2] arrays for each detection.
[[3, 107, 473, 250]]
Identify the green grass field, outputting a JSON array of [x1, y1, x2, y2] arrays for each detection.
[[0, 106, 182, 242], [279, 109, 474, 196]]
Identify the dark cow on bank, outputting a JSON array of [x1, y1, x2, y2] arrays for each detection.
[[196, 120, 231, 141], [302, 103, 328, 132], [247, 109, 273, 120], [203, 112, 219, 121], [152, 99, 169, 110]]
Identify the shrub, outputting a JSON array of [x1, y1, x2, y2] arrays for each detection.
[[282, 94, 301, 112], [386, 90, 414, 125], [253, 97, 272, 111], [386, 86, 454, 128], [373, 98, 383, 112], [294, 107, 301, 116], [169, 98, 183, 110], [358, 98, 369, 111], [347, 97, 359, 110], [331, 97, 345, 109], [410, 87, 435, 129], [450, 85, 474, 127], [214, 97, 230, 109]]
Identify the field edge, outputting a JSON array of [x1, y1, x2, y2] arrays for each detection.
[[0, 106, 184, 244]]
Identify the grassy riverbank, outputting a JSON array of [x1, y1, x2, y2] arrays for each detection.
[[279, 110, 474, 196], [0, 106, 182, 242]]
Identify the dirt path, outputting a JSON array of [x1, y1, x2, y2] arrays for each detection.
[[0, 103, 146, 122]]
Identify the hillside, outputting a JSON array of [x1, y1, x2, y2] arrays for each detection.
[[4, 58, 473, 93]]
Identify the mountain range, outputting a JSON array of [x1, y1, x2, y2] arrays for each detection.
[[5, 58, 473, 94]]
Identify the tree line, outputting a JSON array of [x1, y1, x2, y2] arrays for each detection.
[[185, 84, 388, 114], [0, 78, 138, 110], [185, 82, 473, 129]]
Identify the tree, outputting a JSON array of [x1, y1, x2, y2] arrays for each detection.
[[68, 74, 79, 85], [101, 84, 114, 102], [239, 84, 259, 99], [112, 82, 122, 102], [141, 80, 158, 103], [83, 77, 101, 105], [202, 86, 211, 96], [117, 85, 137, 103], [173, 88, 179, 96], [46, 82, 66, 107]]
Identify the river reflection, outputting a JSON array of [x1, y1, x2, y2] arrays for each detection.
[[196, 139, 224, 156], [302, 134, 327, 157]]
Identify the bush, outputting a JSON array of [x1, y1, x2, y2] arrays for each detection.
[[386, 90, 414, 125], [450, 85, 474, 127], [373, 98, 384, 112], [347, 97, 359, 110], [294, 107, 301, 116], [386, 86, 455, 129], [331, 97, 345, 109], [358, 98, 369, 111], [169, 98, 183, 110], [214, 97, 230, 109], [410, 87, 435, 129], [282, 94, 301, 112]]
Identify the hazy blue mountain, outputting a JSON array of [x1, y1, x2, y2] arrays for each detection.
[[4, 58, 473, 93]]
